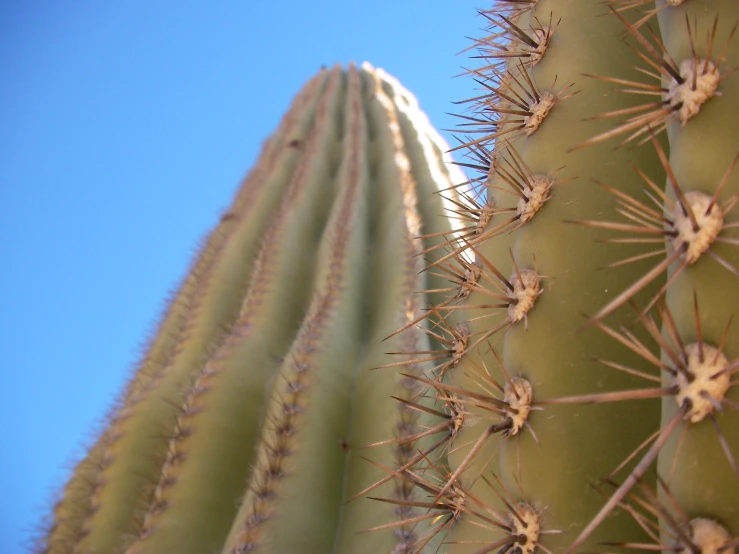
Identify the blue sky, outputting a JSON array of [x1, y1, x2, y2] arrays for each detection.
[[0, 1, 481, 551]]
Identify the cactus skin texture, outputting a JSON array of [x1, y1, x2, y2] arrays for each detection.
[[360, 1, 738, 553], [38, 63, 465, 554]]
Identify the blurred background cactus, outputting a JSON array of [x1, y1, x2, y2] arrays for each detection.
[[37, 63, 466, 554]]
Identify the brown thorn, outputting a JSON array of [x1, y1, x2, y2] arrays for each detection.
[[566, 402, 687, 554], [434, 420, 512, 503], [584, 247, 684, 327], [708, 413, 738, 476]]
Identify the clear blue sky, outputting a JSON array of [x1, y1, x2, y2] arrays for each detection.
[[0, 2, 481, 551]]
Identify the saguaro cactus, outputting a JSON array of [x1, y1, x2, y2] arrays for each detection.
[[360, 1, 738, 553], [40, 2, 739, 552], [38, 63, 465, 554]]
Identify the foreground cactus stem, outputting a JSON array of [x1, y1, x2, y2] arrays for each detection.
[[38, 63, 465, 554], [354, 1, 738, 553]]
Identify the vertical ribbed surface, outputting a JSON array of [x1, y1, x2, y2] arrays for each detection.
[[39, 63, 463, 554]]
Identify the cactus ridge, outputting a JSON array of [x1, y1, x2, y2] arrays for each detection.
[[225, 65, 371, 552], [121, 67, 350, 554]]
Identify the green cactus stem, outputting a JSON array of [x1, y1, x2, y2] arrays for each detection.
[[356, 1, 737, 553]]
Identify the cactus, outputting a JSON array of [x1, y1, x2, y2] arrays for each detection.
[[39, 2, 739, 553], [358, 1, 738, 553], [37, 62, 466, 554]]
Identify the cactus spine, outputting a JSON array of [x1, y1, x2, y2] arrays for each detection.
[[38, 63, 464, 554]]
